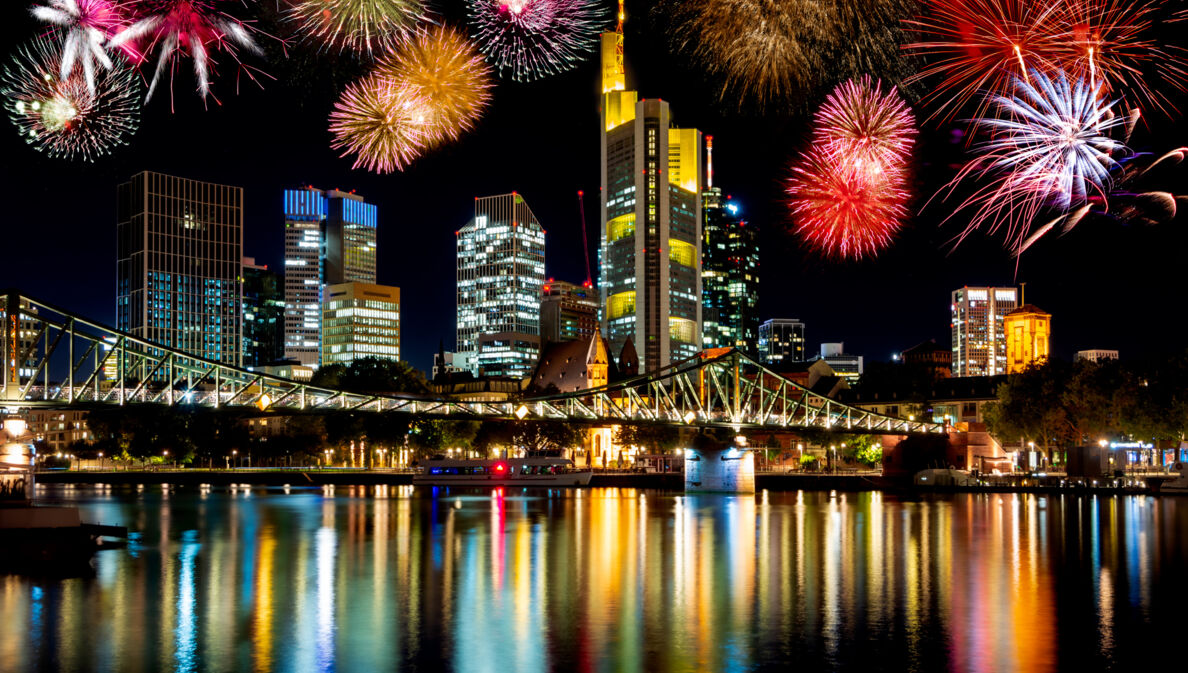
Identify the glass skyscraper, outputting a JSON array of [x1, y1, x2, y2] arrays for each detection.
[[701, 179, 759, 355], [456, 193, 546, 377], [951, 286, 1018, 376], [242, 257, 285, 368], [282, 187, 378, 367], [116, 171, 243, 365], [599, 22, 702, 373], [321, 282, 401, 366]]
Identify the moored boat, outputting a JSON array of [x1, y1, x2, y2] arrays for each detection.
[[1161, 462, 1188, 494], [413, 456, 592, 487]]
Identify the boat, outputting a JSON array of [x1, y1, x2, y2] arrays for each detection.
[[1160, 462, 1188, 494], [413, 456, 593, 487]]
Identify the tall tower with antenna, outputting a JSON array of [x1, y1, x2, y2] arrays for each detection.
[[598, 1, 704, 373]]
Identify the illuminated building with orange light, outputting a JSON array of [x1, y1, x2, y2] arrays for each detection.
[[1004, 304, 1051, 373], [600, 10, 703, 373]]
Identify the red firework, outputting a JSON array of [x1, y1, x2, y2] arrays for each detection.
[[787, 149, 909, 260], [905, 0, 1186, 121]]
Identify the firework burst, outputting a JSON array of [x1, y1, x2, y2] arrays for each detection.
[[374, 26, 492, 147], [287, 0, 429, 54], [815, 74, 916, 174], [787, 149, 910, 260], [3, 35, 140, 161], [465, 0, 607, 82], [906, 0, 1186, 122], [661, 0, 914, 109], [944, 70, 1130, 254], [329, 74, 428, 173], [109, 0, 267, 104], [30, 0, 133, 96]]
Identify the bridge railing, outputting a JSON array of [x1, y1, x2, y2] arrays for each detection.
[[1, 290, 945, 434]]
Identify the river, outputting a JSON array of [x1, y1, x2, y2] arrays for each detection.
[[2, 485, 1185, 672]]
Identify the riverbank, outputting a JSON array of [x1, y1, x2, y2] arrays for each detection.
[[34, 469, 1172, 494]]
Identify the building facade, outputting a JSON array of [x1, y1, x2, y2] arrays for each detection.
[[817, 342, 863, 382], [321, 282, 400, 367], [951, 286, 1018, 377], [702, 184, 759, 354], [1004, 304, 1051, 373], [116, 171, 243, 365], [757, 319, 806, 365], [540, 280, 599, 344], [600, 21, 702, 373], [282, 187, 378, 367], [1075, 349, 1119, 363], [456, 193, 546, 378], [242, 257, 285, 368]]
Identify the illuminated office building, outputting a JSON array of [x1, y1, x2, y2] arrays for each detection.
[[456, 193, 546, 378], [701, 152, 759, 354], [282, 187, 378, 367], [540, 280, 599, 344], [116, 171, 242, 365], [758, 319, 805, 365], [951, 286, 1018, 377], [599, 14, 702, 372], [321, 282, 401, 366], [1004, 304, 1051, 373]]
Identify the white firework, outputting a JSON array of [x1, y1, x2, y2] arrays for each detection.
[[30, 0, 131, 96], [977, 70, 1128, 208]]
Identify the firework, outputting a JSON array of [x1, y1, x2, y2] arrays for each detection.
[[3, 35, 140, 161], [374, 26, 492, 147], [661, 0, 913, 109], [944, 70, 1129, 253], [814, 75, 916, 175], [466, 0, 607, 82], [906, 0, 1186, 121], [109, 0, 266, 103], [787, 149, 909, 260], [288, 0, 428, 54], [329, 75, 428, 173], [30, 1, 132, 95]]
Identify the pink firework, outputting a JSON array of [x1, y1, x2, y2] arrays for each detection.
[[814, 74, 916, 176], [31, 1, 134, 94], [787, 149, 910, 260], [108, 0, 267, 104]]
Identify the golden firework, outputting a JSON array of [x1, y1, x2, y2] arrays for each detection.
[[375, 26, 493, 147], [328, 74, 428, 173]]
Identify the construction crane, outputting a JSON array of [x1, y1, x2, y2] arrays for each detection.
[[577, 190, 593, 288]]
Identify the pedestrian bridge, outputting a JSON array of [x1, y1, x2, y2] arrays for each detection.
[[1, 290, 944, 435]]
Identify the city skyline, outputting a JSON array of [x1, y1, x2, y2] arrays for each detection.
[[1, 3, 1184, 375]]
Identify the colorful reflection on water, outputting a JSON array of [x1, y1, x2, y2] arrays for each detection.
[[2, 486, 1186, 671]]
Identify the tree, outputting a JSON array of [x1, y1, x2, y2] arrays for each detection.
[[512, 420, 585, 455], [614, 424, 682, 453], [984, 362, 1072, 462]]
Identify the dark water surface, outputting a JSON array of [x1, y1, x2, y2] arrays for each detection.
[[2, 485, 1186, 672]]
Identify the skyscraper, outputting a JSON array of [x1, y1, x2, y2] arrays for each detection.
[[758, 319, 806, 365], [242, 257, 285, 368], [951, 286, 1018, 377], [540, 280, 599, 344], [599, 14, 703, 373], [456, 193, 546, 377], [701, 142, 759, 354], [116, 171, 243, 365], [321, 282, 401, 366], [282, 187, 378, 366]]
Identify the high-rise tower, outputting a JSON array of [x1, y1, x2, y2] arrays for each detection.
[[456, 193, 547, 377], [951, 286, 1018, 376], [599, 4, 703, 372], [116, 171, 243, 365], [282, 187, 378, 367], [701, 138, 760, 354]]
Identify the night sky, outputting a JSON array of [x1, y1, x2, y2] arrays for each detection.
[[2, 1, 1185, 374]]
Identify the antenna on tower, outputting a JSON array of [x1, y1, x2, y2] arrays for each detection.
[[617, 0, 625, 33], [577, 190, 594, 288], [706, 135, 713, 189]]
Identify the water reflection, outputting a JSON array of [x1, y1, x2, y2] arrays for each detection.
[[1, 487, 1185, 672]]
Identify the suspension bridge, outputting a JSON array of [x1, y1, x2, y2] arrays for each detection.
[[1, 290, 944, 435]]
